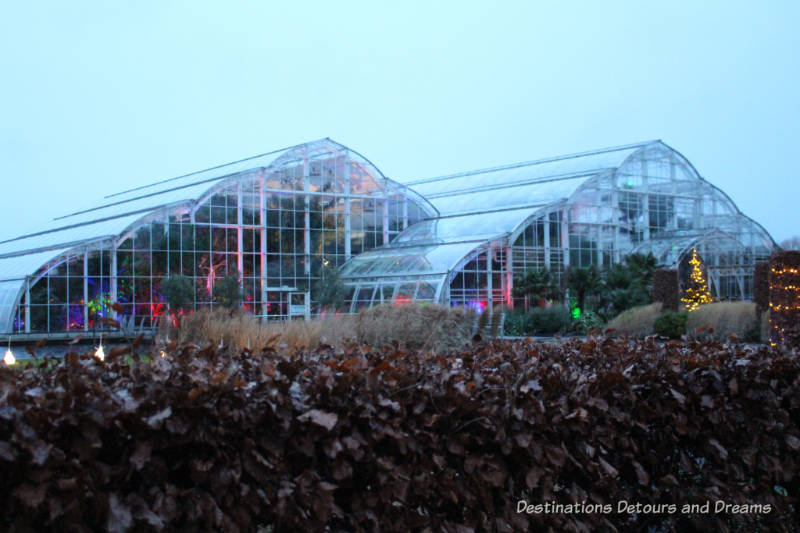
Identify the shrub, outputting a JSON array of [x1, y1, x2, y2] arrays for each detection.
[[652, 269, 679, 312], [489, 306, 504, 338], [769, 251, 800, 345], [177, 304, 475, 354], [491, 307, 572, 336], [312, 264, 348, 311], [160, 274, 195, 313], [686, 302, 758, 341], [753, 262, 770, 315], [213, 271, 243, 309], [355, 303, 474, 353], [573, 310, 604, 334], [502, 311, 528, 336], [177, 308, 355, 353], [760, 310, 770, 344], [512, 268, 560, 303], [2, 338, 798, 531], [653, 311, 689, 339], [598, 253, 659, 318], [606, 302, 663, 337], [566, 265, 601, 312], [526, 306, 572, 335]]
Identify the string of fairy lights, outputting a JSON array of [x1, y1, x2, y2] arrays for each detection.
[[769, 263, 800, 345], [681, 248, 713, 312]]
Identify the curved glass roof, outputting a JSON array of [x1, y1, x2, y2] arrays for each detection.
[[340, 241, 483, 280], [632, 215, 775, 267], [407, 142, 647, 214], [343, 142, 655, 284], [341, 140, 777, 299], [0, 138, 435, 334], [0, 138, 429, 260], [0, 137, 778, 330], [0, 248, 72, 332]]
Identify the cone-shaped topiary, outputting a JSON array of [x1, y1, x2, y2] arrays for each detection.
[[681, 248, 712, 311]]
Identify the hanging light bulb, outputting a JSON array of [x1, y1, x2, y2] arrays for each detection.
[[4, 347, 15, 365], [95, 344, 105, 362], [159, 350, 167, 358]]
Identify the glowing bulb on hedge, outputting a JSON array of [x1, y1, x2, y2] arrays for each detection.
[[3, 348, 14, 365], [95, 344, 105, 362]]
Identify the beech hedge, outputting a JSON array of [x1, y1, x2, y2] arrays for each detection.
[[1, 337, 798, 532]]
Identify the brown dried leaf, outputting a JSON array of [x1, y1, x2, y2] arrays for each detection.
[[669, 388, 686, 405], [107, 493, 133, 533], [100, 317, 121, 329], [708, 438, 728, 460], [130, 441, 152, 471], [146, 407, 172, 427], [13, 483, 47, 508], [132, 333, 145, 349], [109, 345, 132, 359], [598, 457, 618, 478], [632, 461, 649, 485], [298, 409, 338, 431]]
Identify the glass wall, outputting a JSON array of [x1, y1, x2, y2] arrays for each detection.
[[8, 143, 430, 333], [2, 140, 777, 334], [342, 141, 776, 310]]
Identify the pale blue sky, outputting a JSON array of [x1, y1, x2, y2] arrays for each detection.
[[1, 1, 798, 243]]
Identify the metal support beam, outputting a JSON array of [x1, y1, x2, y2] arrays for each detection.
[[504, 245, 513, 308], [611, 177, 621, 264], [237, 182, 244, 283], [641, 157, 650, 242], [382, 195, 390, 245], [344, 154, 352, 260], [83, 249, 89, 332], [24, 277, 30, 334], [487, 245, 494, 313], [543, 218, 551, 268], [303, 156, 311, 276], [561, 209, 570, 268], [259, 173, 268, 315], [669, 156, 678, 231], [110, 246, 118, 320]]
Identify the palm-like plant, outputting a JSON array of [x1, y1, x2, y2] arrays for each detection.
[[623, 253, 659, 290], [566, 265, 602, 312], [512, 268, 559, 303]]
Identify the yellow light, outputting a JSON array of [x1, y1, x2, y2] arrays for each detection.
[[4, 348, 15, 365], [160, 350, 167, 358], [95, 345, 105, 362]]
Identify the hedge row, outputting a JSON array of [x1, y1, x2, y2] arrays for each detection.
[[769, 250, 800, 346], [652, 269, 679, 312], [754, 262, 770, 316], [0, 338, 798, 532]]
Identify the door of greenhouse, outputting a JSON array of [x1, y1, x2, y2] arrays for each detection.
[[289, 292, 310, 320], [261, 289, 310, 320]]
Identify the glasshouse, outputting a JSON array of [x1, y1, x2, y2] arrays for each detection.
[[0, 138, 777, 337]]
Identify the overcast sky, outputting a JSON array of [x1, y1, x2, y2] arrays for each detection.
[[1, 1, 798, 244]]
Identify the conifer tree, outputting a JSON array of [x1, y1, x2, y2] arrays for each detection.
[[681, 248, 712, 311]]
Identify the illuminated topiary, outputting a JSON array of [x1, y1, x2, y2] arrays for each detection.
[[681, 248, 712, 311], [768, 251, 800, 346]]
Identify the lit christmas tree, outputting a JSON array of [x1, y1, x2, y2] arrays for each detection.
[[681, 248, 713, 311]]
